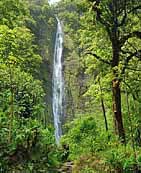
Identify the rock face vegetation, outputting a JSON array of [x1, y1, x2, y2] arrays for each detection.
[[0, 0, 141, 172]]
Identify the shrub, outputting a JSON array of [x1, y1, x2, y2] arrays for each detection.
[[0, 111, 60, 172]]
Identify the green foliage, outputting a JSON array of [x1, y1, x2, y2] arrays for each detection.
[[0, 0, 29, 28], [0, 0, 141, 172], [0, 111, 60, 171], [0, 0, 60, 171], [62, 117, 141, 172], [0, 65, 44, 118], [61, 116, 99, 159], [26, 0, 57, 122], [0, 25, 42, 74], [54, 0, 141, 171], [27, 0, 56, 58]]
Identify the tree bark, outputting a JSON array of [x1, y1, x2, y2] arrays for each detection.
[[112, 38, 126, 143], [98, 79, 108, 132], [112, 78, 125, 143]]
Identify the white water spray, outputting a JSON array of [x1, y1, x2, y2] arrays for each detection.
[[52, 18, 64, 144]]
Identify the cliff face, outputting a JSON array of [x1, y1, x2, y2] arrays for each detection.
[[53, 2, 90, 123], [37, 21, 57, 124], [63, 35, 89, 122], [27, 1, 57, 124], [26, 0, 89, 125]]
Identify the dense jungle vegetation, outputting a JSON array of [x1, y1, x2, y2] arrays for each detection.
[[0, 0, 141, 172]]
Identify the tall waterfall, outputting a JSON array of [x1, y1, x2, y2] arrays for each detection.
[[52, 18, 64, 144]]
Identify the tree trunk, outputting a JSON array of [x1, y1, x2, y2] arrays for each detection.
[[112, 38, 126, 143], [98, 79, 108, 131], [101, 96, 108, 132], [112, 78, 125, 143]]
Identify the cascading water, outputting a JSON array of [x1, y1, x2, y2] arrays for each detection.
[[52, 18, 64, 144]]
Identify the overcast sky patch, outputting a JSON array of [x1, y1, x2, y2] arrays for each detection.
[[49, 0, 60, 4]]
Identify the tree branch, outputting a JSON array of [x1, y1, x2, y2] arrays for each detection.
[[122, 80, 137, 100], [121, 50, 141, 74], [91, 1, 112, 39], [125, 67, 141, 72], [86, 51, 111, 65], [118, 0, 127, 27], [120, 31, 141, 46], [128, 5, 141, 14]]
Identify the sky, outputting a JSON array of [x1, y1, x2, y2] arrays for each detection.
[[48, 0, 60, 4]]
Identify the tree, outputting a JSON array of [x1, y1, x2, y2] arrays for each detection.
[[0, 0, 29, 28], [0, 25, 42, 75], [84, 0, 141, 143]]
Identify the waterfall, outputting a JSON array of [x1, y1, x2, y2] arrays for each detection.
[[52, 18, 64, 144]]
